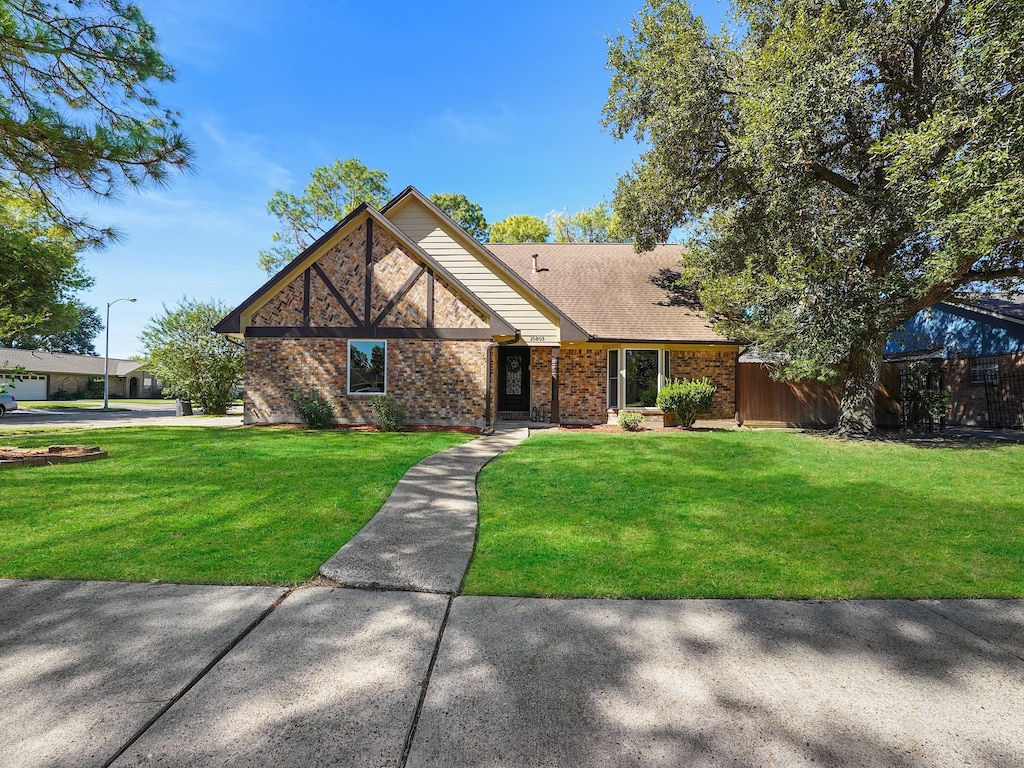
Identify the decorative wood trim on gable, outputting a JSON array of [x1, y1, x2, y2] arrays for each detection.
[[426, 271, 435, 328], [247, 327, 496, 340], [302, 268, 311, 327], [311, 262, 362, 327], [372, 265, 426, 329], [364, 218, 373, 327], [216, 203, 517, 338]]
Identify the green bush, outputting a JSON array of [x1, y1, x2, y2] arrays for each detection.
[[292, 391, 334, 429], [371, 393, 407, 432], [901, 364, 950, 431], [656, 377, 717, 428], [617, 411, 646, 431]]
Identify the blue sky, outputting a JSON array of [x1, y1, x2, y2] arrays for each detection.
[[76, 0, 727, 357]]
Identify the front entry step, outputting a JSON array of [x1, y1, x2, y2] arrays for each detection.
[[497, 410, 530, 421]]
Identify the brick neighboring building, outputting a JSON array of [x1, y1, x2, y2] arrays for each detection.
[[216, 187, 741, 429], [886, 297, 1024, 427]]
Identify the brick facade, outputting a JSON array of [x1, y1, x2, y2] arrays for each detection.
[[236, 206, 744, 430], [530, 347, 554, 421], [943, 352, 1024, 426], [558, 348, 609, 423], [244, 337, 489, 426], [669, 348, 737, 420], [551, 345, 738, 425]]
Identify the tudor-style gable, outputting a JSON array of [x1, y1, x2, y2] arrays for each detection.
[[216, 205, 512, 340], [382, 187, 588, 345]]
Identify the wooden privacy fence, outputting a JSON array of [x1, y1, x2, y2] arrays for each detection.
[[737, 363, 900, 427]]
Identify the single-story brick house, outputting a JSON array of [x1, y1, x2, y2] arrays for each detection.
[[216, 187, 741, 429], [886, 296, 1024, 426], [0, 347, 161, 400]]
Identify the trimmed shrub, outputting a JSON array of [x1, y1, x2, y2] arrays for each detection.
[[617, 411, 646, 431], [656, 377, 717, 428], [292, 391, 334, 429], [371, 393, 407, 432]]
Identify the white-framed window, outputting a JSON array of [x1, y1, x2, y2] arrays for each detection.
[[969, 356, 998, 384], [348, 339, 387, 394], [608, 346, 669, 409], [607, 350, 619, 409]]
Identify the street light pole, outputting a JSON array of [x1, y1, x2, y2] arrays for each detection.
[[104, 297, 137, 410]]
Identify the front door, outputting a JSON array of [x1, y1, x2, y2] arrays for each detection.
[[497, 347, 530, 415]]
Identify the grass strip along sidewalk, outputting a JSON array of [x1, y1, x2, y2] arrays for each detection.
[[1, 427, 471, 584], [465, 430, 1024, 599]]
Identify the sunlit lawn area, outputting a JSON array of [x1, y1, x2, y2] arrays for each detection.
[[464, 430, 1024, 599], [0, 426, 471, 584]]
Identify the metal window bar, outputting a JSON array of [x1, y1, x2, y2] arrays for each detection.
[[984, 369, 1024, 429]]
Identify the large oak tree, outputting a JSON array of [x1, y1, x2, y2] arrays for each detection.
[[605, 0, 1024, 435]]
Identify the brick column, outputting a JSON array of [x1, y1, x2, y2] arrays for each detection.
[[550, 347, 560, 423]]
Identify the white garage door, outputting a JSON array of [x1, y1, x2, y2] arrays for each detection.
[[1, 374, 48, 400]]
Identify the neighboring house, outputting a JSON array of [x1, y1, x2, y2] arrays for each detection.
[[0, 347, 161, 400], [216, 187, 741, 429], [886, 297, 1024, 426]]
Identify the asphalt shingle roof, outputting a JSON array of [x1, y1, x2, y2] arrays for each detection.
[[0, 347, 142, 376], [485, 243, 729, 343], [955, 295, 1024, 323]]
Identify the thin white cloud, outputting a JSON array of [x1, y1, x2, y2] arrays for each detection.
[[426, 104, 514, 145], [200, 120, 294, 191]]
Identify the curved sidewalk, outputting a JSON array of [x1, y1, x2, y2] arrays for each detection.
[[319, 426, 528, 594]]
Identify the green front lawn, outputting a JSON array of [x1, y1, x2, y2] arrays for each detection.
[[1, 427, 471, 584], [463, 430, 1024, 599]]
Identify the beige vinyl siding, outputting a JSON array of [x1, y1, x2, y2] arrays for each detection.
[[388, 201, 561, 343]]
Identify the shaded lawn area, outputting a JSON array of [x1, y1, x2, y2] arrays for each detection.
[[0, 427, 471, 584], [464, 430, 1024, 599]]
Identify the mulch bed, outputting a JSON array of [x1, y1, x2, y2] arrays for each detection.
[[0, 445, 107, 467]]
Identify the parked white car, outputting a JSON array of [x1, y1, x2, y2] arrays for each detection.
[[0, 393, 18, 417]]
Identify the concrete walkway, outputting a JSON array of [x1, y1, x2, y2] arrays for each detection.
[[2, 426, 1023, 767], [320, 427, 528, 593]]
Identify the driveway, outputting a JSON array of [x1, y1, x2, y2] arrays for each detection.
[[1, 402, 242, 430]]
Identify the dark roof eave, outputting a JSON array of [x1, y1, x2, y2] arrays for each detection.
[[214, 203, 373, 336], [581, 337, 738, 346]]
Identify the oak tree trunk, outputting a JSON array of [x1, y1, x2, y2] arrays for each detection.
[[835, 338, 885, 437]]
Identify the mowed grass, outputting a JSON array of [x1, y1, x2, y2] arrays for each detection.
[[1, 427, 471, 584], [464, 430, 1024, 598]]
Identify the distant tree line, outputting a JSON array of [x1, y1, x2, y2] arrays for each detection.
[[257, 158, 631, 273]]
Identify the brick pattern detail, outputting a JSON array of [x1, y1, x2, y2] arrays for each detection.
[[558, 348, 609, 423], [669, 348, 737, 419], [388, 340, 489, 423], [251, 273, 304, 326], [243, 337, 488, 426], [317, 223, 367, 319], [434, 278, 488, 329], [308, 269, 352, 326], [530, 347, 553, 419], [371, 233, 420, 321], [248, 219, 487, 332], [379, 272, 428, 328]]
